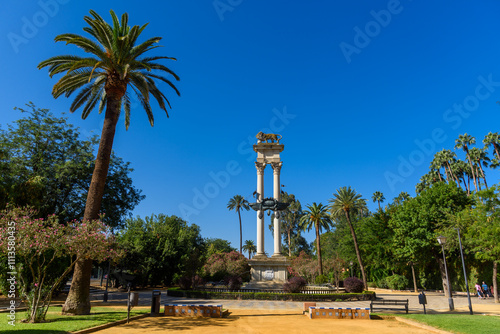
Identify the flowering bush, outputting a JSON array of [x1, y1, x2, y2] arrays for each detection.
[[344, 277, 364, 293], [0, 206, 121, 323], [283, 276, 307, 293], [203, 251, 250, 282]]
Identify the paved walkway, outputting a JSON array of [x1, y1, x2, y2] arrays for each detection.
[[91, 288, 499, 314]]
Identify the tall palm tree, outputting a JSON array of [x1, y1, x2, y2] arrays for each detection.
[[483, 132, 500, 160], [329, 186, 368, 290], [242, 240, 257, 259], [299, 202, 332, 276], [455, 134, 478, 192], [227, 195, 250, 254], [38, 10, 180, 315], [371, 191, 385, 211]]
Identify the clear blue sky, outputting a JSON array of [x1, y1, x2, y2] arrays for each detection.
[[2, 0, 500, 253]]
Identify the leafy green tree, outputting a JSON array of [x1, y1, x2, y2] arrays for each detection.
[[299, 203, 332, 276], [242, 240, 257, 259], [371, 191, 385, 211], [329, 186, 368, 290], [389, 182, 472, 297], [227, 195, 250, 254], [204, 238, 236, 257], [452, 186, 500, 302], [0, 103, 144, 228], [38, 10, 180, 315], [117, 214, 203, 287]]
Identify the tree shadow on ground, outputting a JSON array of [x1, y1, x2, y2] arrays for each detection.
[[120, 315, 237, 331]]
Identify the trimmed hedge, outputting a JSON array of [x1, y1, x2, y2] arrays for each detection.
[[166, 288, 376, 301]]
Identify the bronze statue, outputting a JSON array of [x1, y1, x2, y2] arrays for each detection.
[[256, 131, 282, 144]]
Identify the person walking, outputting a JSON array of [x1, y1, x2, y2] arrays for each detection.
[[481, 281, 490, 299], [475, 283, 484, 299]]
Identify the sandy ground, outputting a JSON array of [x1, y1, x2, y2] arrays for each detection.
[[94, 309, 434, 334]]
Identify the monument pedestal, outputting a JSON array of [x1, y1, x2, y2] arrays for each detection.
[[247, 255, 290, 288]]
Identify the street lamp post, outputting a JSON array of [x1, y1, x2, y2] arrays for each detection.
[[349, 261, 353, 277], [437, 235, 454, 311], [456, 228, 473, 315]]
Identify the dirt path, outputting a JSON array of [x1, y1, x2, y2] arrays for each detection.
[[94, 309, 436, 334]]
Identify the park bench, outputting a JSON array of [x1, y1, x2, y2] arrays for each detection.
[[369, 299, 408, 314]]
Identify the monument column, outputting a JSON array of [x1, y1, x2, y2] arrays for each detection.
[[272, 162, 282, 256], [255, 162, 266, 256]]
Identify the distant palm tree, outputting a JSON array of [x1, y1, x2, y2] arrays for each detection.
[[280, 192, 303, 257], [455, 134, 478, 192], [329, 186, 368, 290], [38, 10, 180, 315], [371, 191, 385, 211], [483, 132, 500, 160], [300, 202, 332, 275], [469, 147, 489, 189], [243, 240, 257, 259], [227, 195, 250, 254]]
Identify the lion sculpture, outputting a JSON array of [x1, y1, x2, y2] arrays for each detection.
[[256, 131, 282, 144]]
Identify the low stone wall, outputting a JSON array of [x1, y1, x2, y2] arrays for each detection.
[[308, 307, 370, 320], [164, 304, 222, 318]]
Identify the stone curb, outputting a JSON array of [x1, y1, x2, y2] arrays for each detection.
[[393, 316, 454, 334], [70, 313, 150, 334]]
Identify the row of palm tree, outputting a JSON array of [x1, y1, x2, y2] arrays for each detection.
[[418, 132, 500, 194]]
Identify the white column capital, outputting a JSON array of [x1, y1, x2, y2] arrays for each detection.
[[271, 161, 282, 174], [255, 162, 266, 175]]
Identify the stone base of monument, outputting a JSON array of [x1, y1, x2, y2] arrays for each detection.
[[246, 255, 290, 289]]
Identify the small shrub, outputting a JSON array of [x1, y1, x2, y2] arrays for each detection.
[[283, 276, 307, 293], [344, 277, 364, 293], [315, 274, 328, 284], [367, 282, 377, 288], [386, 274, 408, 290], [377, 278, 388, 289], [192, 275, 205, 289]]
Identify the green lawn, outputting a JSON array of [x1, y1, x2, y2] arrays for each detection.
[[394, 313, 500, 334], [0, 306, 149, 333]]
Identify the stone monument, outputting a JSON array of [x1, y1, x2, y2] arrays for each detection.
[[247, 132, 290, 288]]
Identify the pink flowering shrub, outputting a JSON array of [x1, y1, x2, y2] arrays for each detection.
[[203, 251, 250, 283], [0, 206, 121, 323]]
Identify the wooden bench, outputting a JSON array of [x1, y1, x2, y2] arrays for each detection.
[[370, 299, 408, 314]]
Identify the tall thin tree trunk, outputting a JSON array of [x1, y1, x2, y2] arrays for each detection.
[[345, 211, 367, 290], [493, 261, 498, 303], [287, 229, 292, 257], [316, 224, 323, 276], [477, 160, 488, 189], [493, 143, 500, 160], [410, 262, 418, 292], [238, 209, 242, 254], [62, 96, 121, 315], [466, 151, 478, 192], [437, 254, 451, 298]]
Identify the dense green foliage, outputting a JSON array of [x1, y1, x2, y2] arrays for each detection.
[[117, 214, 204, 286], [0, 103, 144, 228]]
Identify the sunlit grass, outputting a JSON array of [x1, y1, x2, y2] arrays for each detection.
[[394, 313, 500, 334], [0, 306, 149, 333]]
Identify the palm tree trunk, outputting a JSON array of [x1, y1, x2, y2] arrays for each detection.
[[377, 201, 381, 211], [493, 143, 500, 160], [477, 160, 488, 189], [466, 151, 478, 192], [345, 211, 367, 290], [238, 209, 242, 254], [62, 96, 121, 315], [315, 224, 323, 276]]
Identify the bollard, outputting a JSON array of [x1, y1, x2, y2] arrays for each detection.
[[151, 290, 161, 315]]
